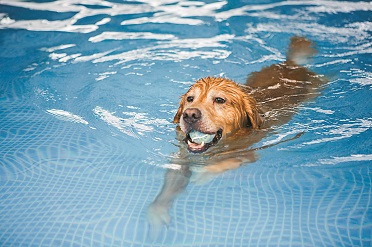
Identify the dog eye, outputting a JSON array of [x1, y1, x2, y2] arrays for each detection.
[[186, 96, 194, 102], [214, 97, 226, 104]]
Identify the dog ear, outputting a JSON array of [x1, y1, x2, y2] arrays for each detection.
[[173, 96, 185, 123], [240, 86, 264, 129], [246, 102, 264, 129]]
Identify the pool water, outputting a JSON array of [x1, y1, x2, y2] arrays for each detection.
[[0, 0, 371, 246]]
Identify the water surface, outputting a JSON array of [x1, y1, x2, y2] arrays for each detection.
[[0, 0, 371, 246]]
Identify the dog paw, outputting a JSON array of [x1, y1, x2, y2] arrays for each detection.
[[147, 203, 170, 239]]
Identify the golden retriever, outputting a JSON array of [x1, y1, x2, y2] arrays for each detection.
[[148, 36, 326, 235]]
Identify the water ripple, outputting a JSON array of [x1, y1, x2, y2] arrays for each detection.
[[89, 32, 176, 43], [93, 106, 170, 138], [0, 0, 154, 32], [318, 154, 372, 166], [46, 109, 89, 125]]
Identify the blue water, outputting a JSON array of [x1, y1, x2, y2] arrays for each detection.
[[0, 0, 371, 246]]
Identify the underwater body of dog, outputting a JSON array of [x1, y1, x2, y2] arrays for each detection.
[[148, 37, 326, 235]]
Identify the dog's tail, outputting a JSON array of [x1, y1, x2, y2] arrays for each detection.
[[286, 36, 317, 65]]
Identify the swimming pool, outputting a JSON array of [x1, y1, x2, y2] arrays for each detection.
[[0, 0, 371, 246]]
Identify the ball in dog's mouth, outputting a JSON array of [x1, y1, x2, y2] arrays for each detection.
[[184, 129, 222, 153]]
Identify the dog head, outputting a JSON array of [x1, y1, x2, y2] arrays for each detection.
[[174, 77, 263, 153]]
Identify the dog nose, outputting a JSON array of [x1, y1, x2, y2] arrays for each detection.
[[183, 108, 202, 123]]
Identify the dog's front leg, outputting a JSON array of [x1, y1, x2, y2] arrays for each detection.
[[191, 150, 257, 184], [147, 165, 191, 235]]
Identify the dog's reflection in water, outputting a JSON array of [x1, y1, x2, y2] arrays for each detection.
[[148, 37, 326, 237]]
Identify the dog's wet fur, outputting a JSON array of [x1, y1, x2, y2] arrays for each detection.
[[148, 37, 326, 236]]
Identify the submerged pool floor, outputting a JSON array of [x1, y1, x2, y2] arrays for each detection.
[[0, 0, 371, 246]]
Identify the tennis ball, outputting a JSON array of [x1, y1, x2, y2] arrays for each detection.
[[189, 130, 215, 144]]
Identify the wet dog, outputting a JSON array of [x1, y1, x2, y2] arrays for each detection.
[[148, 37, 326, 235]]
